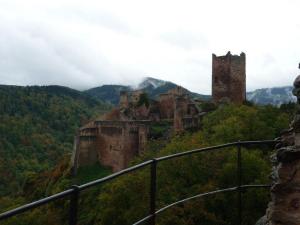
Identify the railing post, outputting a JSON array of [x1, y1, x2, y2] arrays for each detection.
[[69, 185, 80, 225], [149, 159, 157, 225], [237, 141, 242, 225]]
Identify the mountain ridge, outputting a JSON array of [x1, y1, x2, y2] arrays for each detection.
[[1, 78, 296, 106], [247, 86, 296, 106], [84, 77, 296, 106], [84, 77, 211, 105]]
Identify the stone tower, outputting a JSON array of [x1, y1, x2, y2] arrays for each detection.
[[212, 51, 246, 104]]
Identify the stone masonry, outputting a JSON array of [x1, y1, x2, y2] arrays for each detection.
[[212, 51, 246, 104], [72, 52, 247, 173], [72, 86, 203, 173], [72, 120, 149, 173], [256, 65, 300, 225]]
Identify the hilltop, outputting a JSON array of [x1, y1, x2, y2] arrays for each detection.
[[84, 77, 296, 106], [84, 77, 211, 105]]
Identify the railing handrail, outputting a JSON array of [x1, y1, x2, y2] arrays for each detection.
[[0, 139, 278, 224]]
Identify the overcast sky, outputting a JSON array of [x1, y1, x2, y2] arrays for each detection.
[[0, 0, 300, 94]]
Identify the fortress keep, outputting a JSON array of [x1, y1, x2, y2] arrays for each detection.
[[212, 51, 246, 104]]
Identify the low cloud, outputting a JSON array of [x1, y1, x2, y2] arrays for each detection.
[[0, 0, 300, 94]]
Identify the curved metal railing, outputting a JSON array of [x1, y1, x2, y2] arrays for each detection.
[[0, 140, 277, 225]]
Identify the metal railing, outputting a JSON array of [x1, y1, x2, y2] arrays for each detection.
[[0, 140, 277, 225]]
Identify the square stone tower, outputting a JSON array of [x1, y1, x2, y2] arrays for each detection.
[[212, 51, 246, 104]]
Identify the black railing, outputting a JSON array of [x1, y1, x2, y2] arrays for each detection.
[[0, 140, 277, 225]]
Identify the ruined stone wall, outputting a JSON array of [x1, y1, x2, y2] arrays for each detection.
[[119, 90, 144, 109], [257, 69, 300, 225], [74, 86, 202, 173], [133, 105, 150, 120], [97, 124, 125, 171], [159, 94, 175, 119], [148, 100, 161, 121], [174, 96, 188, 132], [174, 98, 202, 132], [131, 90, 143, 104], [168, 86, 187, 96], [123, 126, 140, 170], [75, 126, 98, 167], [212, 51, 246, 104], [120, 91, 129, 108], [74, 120, 149, 172]]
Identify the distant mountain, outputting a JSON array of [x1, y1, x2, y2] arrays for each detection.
[[246, 86, 296, 106], [84, 77, 211, 105], [84, 85, 131, 105], [84, 78, 297, 106], [137, 77, 167, 89]]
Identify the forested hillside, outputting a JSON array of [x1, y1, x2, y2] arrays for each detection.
[[1, 103, 293, 225], [0, 85, 111, 199], [84, 77, 211, 105]]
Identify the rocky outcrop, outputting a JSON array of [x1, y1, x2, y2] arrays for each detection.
[[257, 68, 300, 225]]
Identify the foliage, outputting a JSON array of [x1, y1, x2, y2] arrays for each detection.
[[280, 102, 297, 120], [0, 102, 292, 225], [197, 101, 217, 112], [0, 85, 111, 199], [136, 93, 150, 108], [74, 163, 111, 185], [89, 104, 289, 225], [149, 121, 172, 139]]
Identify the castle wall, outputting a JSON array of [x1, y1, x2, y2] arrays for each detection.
[[120, 91, 129, 108], [159, 94, 175, 119], [74, 86, 202, 173], [77, 135, 98, 166], [123, 127, 139, 169], [131, 90, 143, 104], [75, 120, 149, 172], [71, 135, 80, 175], [174, 96, 188, 132], [97, 125, 125, 171], [212, 52, 246, 104]]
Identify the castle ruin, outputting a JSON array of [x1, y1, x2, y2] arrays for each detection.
[[72, 120, 149, 172], [72, 86, 202, 172], [212, 51, 246, 104], [72, 52, 247, 172]]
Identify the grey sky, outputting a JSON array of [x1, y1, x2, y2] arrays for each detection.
[[0, 0, 299, 94]]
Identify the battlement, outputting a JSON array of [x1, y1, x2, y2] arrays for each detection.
[[212, 51, 245, 61]]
